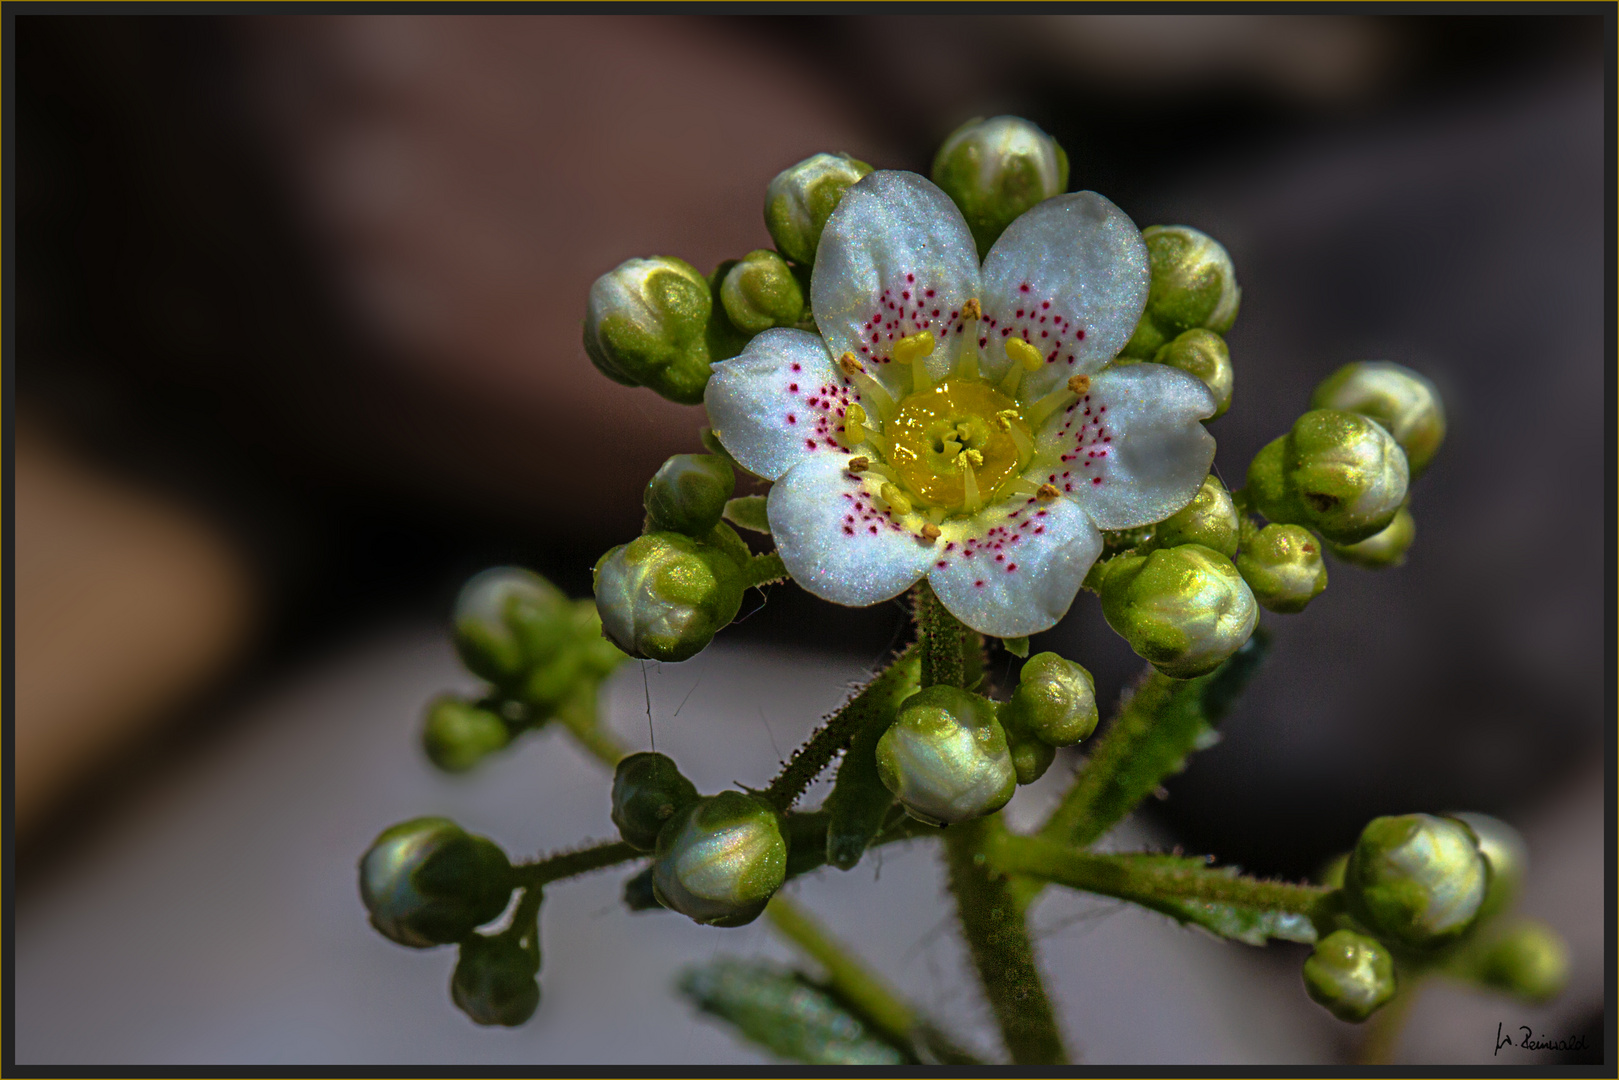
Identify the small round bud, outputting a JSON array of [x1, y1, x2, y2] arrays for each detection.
[[931, 115, 1069, 256], [1154, 474, 1240, 558], [1004, 728, 1056, 786], [1473, 920, 1570, 1002], [1451, 812, 1527, 920], [764, 153, 873, 265], [1303, 930, 1396, 1023], [652, 791, 787, 927], [451, 935, 541, 1027], [720, 250, 806, 335], [644, 453, 736, 537], [1285, 410, 1410, 544], [611, 751, 701, 851], [583, 256, 716, 405], [1154, 330, 1233, 419], [1327, 505, 1415, 569], [1236, 523, 1328, 614], [593, 532, 745, 663], [1244, 435, 1308, 526], [452, 567, 570, 689], [1099, 545, 1258, 679], [876, 686, 1016, 826], [1002, 652, 1099, 746], [1344, 813, 1487, 950], [1312, 362, 1445, 475], [422, 697, 512, 773], [359, 818, 512, 948], [1141, 225, 1241, 336]]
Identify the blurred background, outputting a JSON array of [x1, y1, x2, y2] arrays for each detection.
[[12, 13, 1608, 1065]]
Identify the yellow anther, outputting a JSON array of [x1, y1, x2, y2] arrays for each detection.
[[1006, 337, 1043, 372], [964, 448, 984, 468], [891, 330, 936, 366], [847, 456, 870, 473], [847, 403, 868, 427], [919, 522, 942, 543], [879, 482, 913, 516], [1067, 374, 1091, 395], [1037, 483, 1061, 501], [960, 297, 982, 321], [842, 403, 868, 447], [838, 352, 866, 377], [993, 408, 1018, 432]]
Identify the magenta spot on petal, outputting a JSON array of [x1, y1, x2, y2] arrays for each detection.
[[1019, 283, 1030, 292], [975, 580, 985, 587], [1092, 477, 1102, 484], [806, 439, 817, 449], [791, 363, 801, 372], [1007, 564, 1017, 572], [787, 414, 797, 424]]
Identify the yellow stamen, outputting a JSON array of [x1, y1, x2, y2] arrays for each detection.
[[964, 448, 984, 467], [919, 522, 942, 543], [879, 482, 913, 516], [847, 456, 870, 473], [839, 352, 866, 377], [1007, 337, 1043, 372], [959, 458, 982, 513], [842, 403, 868, 447], [992, 408, 1018, 432], [837, 351, 895, 420], [1037, 483, 1060, 501], [1067, 374, 1091, 395], [891, 330, 935, 366], [960, 297, 982, 321]]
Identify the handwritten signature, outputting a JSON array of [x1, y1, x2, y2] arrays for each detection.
[[1495, 1022, 1587, 1055]]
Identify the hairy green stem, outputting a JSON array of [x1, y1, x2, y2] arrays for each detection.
[[552, 683, 628, 767], [742, 551, 788, 588], [515, 839, 643, 887], [914, 582, 964, 690]]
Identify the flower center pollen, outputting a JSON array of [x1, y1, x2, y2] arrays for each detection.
[[886, 380, 1031, 512]]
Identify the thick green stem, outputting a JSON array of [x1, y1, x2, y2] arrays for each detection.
[[914, 582, 964, 689], [515, 839, 642, 887], [552, 683, 628, 767], [943, 818, 1068, 1065], [762, 643, 920, 811]]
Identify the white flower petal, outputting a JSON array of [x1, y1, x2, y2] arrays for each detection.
[[1036, 362, 1217, 531], [704, 329, 863, 481], [979, 192, 1149, 398], [926, 495, 1103, 637], [767, 452, 936, 607], [811, 171, 982, 399]]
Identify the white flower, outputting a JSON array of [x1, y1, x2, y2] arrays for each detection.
[[704, 172, 1217, 637]]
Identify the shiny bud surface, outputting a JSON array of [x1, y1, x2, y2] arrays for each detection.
[[652, 791, 787, 927], [1142, 225, 1241, 334], [359, 818, 512, 948], [422, 697, 512, 773], [1451, 812, 1527, 920], [593, 532, 745, 663], [1473, 919, 1570, 1002], [1312, 361, 1445, 475], [1236, 523, 1328, 614], [931, 115, 1070, 256], [584, 256, 717, 405], [1154, 474, 1240, 558], [1345, 813, 1487, 950], [1285, 409, 1409, 544], [611, 751, 701, 851], [452, 567, 570, 689], [1154, 329, 1233, 419], [451, 935, 541, 1027], [1100, 544, 1258, 679], [764, 153, 873, 266], [1003, 652, 1098, 746], [1244, 435, 1308, 526], [1303, 930, 1396, 1023], [1327, 506, 1415, 568], [644, 453, 736, 537], [876, 686, 1016, 826], [720, 249, 806, 335]]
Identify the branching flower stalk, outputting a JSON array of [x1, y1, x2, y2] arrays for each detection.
[[354, 115, 1567, 1063]]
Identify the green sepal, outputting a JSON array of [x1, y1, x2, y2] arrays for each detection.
[[1118, 854, 1318, 945], [722, 495, 771, 535], [622, 865, 663, 912], [823, 651, 922, 870], [1002, 636, 1030, 659]]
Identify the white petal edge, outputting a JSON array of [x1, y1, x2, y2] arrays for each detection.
[[1039, 361, 1217, 531], [704, 329, 862, 482], [811, 171, 982, 399], [979, 192, 1150, 399], [926, 495, 1103, 638], [767, 452, 936, 608]]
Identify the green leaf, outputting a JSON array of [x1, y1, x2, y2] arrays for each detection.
[[1118, 856, 1317, 945], [677, 959, 911, 1065], [822, 651, 920, 869], [722, 495, 771, 534]]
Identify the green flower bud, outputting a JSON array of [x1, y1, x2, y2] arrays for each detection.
[[1099, 544, 1258, 679], [996, 699, 1054, 785], [1153, 329, 1233, 419], [1002, 652, 1098, 746], [1284, 410, 1409, 544], [1120, 315, 1170, 362], [1236, 523, 1328, 614], [1451, 812, 1527, 920], [593, 532, 745, 663], [1244, 435, 1308, 526], [1153, 474, 1240, 558], [1312, 361, 1445, 475], [720, 249, 806, 335], [1344, 813, 1487, 951], [583, 256, 716, 405], [1142, 225, 1241, 335], [422, 697, 512, 773], [1327, 505, 1416, 569], [1472, 919, 1569, 1002], [652, 791, 787, 927], [931, 115, 1069, 257], [451, 934, 541, 1027], [452, 567, 570, 689], [359, 818, 512, 948], [644, 453, 736, 537], [764, 153, 873, 266], [875, 686, 1016, 826], [611, 751, 701, 851], [568, 599, 629, 679], [1303, 930, 1396, 1023]]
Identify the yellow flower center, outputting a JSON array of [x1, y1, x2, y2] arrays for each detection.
[[886, 380, 1032, 512]]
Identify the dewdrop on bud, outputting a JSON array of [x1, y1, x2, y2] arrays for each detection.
[[1099, 545, 1258, 679], [1154, 329, 1233, 419], [764, 153, 873, 266], [652, 791, 787, 927], [1002, 652, 1098, 747], [931, 115, 1070, 256], [593, 532, 744, 663], [644, 453, 736, 537], [1303, 930, 1396, 1023], [1343, 813, 1487, 950], [1285, 410, 1409, 544], [1153, 474, 1239, 558], [452, 567, 570, 689], [359, 818, 513, 949], [720, 250, 806, 335], [584, 256, 717, 405], [1236, 523, 1328, 614], [451, 935, 541, 1027], [1327, 506, 1416, 568], [422, 697, 512, 774], [611, 752, 701, 851], [1312, 361, 1445, 475], [876, 686, 1016, 826]]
